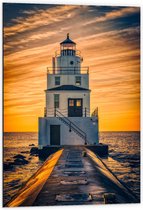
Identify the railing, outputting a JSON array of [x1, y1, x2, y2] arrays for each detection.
[[91, 107, 98, 117], [44, 107, 98, 118], [55, 50, 81, 57], [44, 107, 90, 117], [47, 67, 89, 75], [55, 109, 88, 145]]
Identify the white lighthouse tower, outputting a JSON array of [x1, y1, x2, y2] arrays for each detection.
[[38, 34, 99, 148]]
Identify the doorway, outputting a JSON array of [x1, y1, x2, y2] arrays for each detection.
[[68, 98, 83, 117], [50, 125, 60, 145]]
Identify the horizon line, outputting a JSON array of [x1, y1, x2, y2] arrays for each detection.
[[3, 130, 140, 133]]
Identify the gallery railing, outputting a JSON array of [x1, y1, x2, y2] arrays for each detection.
[[55, 50, 81, 57], [47, 67, 89, 75], [44, 107, 98, 118], [91, 107, 98, 117], [44, 108, 90, 117]]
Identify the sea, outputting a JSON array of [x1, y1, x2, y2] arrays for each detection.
[[3, 131, 140, 205]]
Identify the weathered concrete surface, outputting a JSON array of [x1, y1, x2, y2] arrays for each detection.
[[5, 149, 63, 207], [33, 146, 138, 206], [6, 146, 138, 207], [38, 144, 108, 161], [86, 144, 108, 157]]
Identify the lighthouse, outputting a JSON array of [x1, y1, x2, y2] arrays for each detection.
[[38, 34, 99, 148]]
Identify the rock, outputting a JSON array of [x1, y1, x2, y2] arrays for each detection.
[[13, 158, 29, 165], [3, 162, 14, 171], [29, 144, 35, 146], [13, 154, 26, 159], [30, 147, 39, 155]]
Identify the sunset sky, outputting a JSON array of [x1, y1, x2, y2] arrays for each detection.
[[3, 3, 140, 132]]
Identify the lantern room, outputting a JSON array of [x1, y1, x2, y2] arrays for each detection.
[[60, 33, 76, 56]]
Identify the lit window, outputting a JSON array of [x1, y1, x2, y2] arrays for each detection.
[[55, 77, 60, 85], [75, 76, 81, 86], [54, 94, 59, 108], [76, 100, 81, 107], [69, 100, 74, 106]]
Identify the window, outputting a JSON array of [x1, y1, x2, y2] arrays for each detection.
[[75, 76, 81, 86], [54, 94, 59, 108], [55, 77, 60, 86], [76, 100, 81, 107], [69, 99, 74, 106]]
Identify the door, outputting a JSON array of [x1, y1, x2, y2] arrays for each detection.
[[50, 125, 60, 145], [68, 98, 83, 117]]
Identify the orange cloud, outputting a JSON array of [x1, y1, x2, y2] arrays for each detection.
[[3, 4, 140, 132]]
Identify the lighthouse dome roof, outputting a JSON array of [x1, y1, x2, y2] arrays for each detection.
[[60, 33, 76, 45]]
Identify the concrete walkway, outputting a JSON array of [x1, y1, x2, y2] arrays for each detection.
[[33, 146, 136, 206]]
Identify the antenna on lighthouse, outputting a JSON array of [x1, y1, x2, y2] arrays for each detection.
[[67, 33, 69, 39]]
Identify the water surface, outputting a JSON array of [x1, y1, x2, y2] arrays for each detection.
[[3, 131, 140, 205]]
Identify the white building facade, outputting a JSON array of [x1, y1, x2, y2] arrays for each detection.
[[38, 34, 99, 148]]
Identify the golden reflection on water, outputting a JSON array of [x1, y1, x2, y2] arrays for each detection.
[[6, 149, 63, 207]]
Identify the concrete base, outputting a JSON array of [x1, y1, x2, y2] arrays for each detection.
[[38, 144, 108, 160], [86, 144, 108, 157], [38, 116, 99, 147], [39, 146, 63, 160]]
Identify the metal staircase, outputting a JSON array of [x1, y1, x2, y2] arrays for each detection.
[[55, 109, 88, 145]]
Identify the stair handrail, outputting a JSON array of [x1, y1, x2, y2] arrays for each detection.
[[55, 109, 88, 144], [55, 109, 86, 137]]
